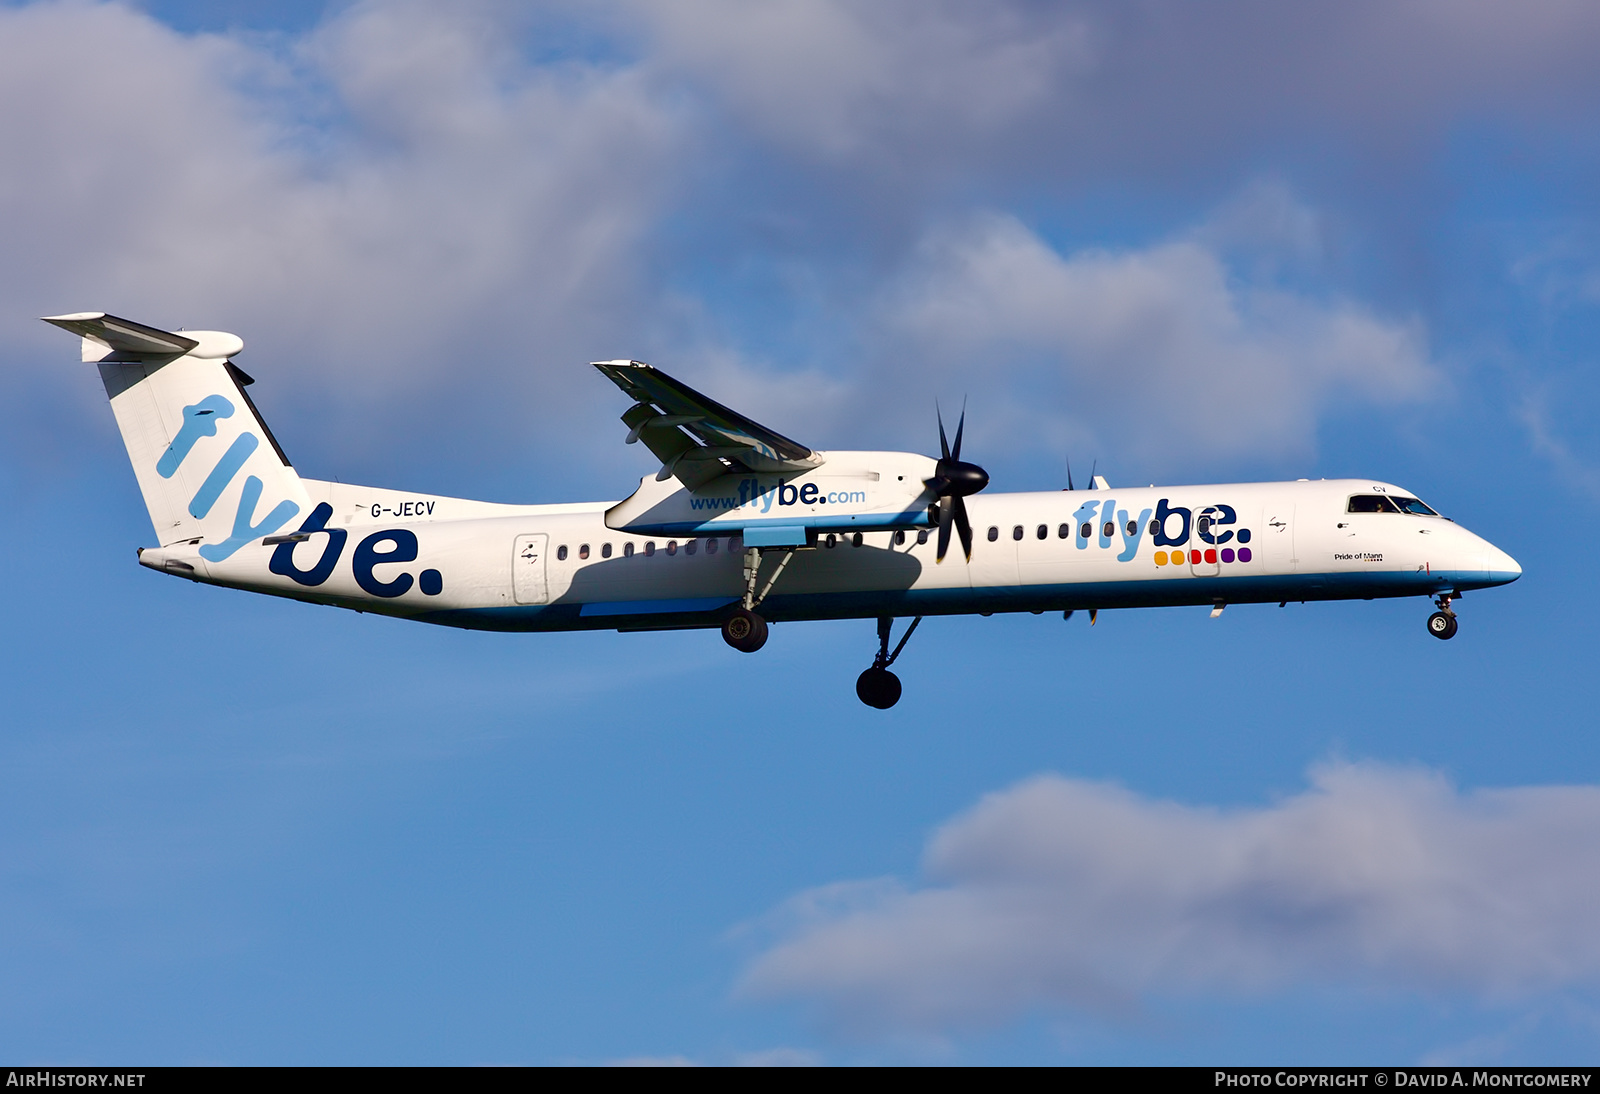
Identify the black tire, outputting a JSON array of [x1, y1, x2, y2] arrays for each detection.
[[1427, 611, 1457, 640], [722, 609, 768, 652], [856, 667, 902, 709]]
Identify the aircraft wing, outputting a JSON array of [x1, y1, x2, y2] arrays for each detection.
[[593, 360, 823, 490]]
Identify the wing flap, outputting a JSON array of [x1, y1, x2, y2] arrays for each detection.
[[595, 360, 822, 488]]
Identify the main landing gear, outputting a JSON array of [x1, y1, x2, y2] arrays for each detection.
[[721, 545, 797, 654], [1427, 592, 1459, 641], [857, 615, 922, 709]]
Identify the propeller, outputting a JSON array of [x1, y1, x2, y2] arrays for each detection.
[[925, 402, 990, 563]]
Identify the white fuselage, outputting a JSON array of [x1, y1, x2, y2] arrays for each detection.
[[137, 475, 1521, 632]]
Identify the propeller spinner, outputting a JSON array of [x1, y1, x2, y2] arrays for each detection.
[[925, 404, 990, 562]]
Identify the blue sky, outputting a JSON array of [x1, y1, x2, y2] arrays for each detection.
[[3, 0, 1600, 1065]]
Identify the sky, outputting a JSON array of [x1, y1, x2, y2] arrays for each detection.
[[3, 0, 1600, 1065]]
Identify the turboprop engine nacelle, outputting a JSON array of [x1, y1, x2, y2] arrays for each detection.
[[604, 451, 940, 543]]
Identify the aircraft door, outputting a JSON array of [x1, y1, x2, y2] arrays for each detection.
[[1189, 506, 1223, 577], [1261, 504, 1296, 572], [513, 533, 550, 605]]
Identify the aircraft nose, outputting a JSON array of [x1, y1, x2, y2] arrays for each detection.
[[1484, 543, 1522, 585]]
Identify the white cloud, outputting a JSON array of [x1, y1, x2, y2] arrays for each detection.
[[2, 0, 680, 467], [875, 203, 1439, 466], [739, 763, 1600, 1037], [628, 0, 1089, 161]]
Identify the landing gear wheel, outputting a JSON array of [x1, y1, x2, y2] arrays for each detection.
[[1427, 611, 1458, 640], [722, 609, 768, 653], [856, 666, 902, 709]]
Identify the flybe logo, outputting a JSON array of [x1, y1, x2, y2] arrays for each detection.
[[688, 477, 868, 513], [159, 395, 298, 562], [267, 503, 444, 599], [1070, 498, 1254, 566]]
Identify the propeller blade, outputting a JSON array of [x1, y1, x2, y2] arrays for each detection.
[[936, 403, 951, 461], [935, 496, 953, 563], [951, 400, 967, 461], [953, 495, 974, 560], [1066, 457, 1075, 492]]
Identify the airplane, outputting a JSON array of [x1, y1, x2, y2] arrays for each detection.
[[44, 311, 1522, 708]]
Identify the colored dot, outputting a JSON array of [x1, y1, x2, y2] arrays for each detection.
[[419, 569, 443, 595], [1189, 550, 1201, 565], [1237, 529, 1252, 543], [1154, 551, 1168, 566], [1221, 548, 1235, 563], [1204, 549, 1217, 564], [1238, 547, 1252, 563]]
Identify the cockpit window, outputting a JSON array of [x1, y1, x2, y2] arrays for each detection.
[[1392, 496, 1438, 516], [1347, 495, 1401, 513]]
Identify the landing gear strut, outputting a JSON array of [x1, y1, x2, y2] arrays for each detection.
[[721, 546, 797, 653], [856, 615, 922, 709], [1427, 592, 1458, 641]]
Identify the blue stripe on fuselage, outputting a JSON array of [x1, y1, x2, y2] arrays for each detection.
[[413, 568, 1514, 634]]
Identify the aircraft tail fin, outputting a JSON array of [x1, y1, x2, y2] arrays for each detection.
[[43, 312, 310, 559]]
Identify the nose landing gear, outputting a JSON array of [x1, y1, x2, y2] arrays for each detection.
[[857, 615, 922, 708], [1427, 592, 1459, 640]]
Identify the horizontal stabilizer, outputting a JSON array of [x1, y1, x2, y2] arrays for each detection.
[[41, 312, 242, 362]]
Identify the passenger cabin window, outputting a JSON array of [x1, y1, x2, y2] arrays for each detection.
[[601, 543, 612, 558], [1126, 520, 1138, 536], [578, 544, 590, 560], [1347, 495, 1402, 514], [666, 540, 678, 555], [987, 526, 999, 542], [1036, 524, 1047, 540], [1102, 521, 1115, 538], [706, 538, 719, 555], [1058, 523, 1070, 539], [917, 530, 929, 545], [624, 542, 634, 557], [556, 545, 568, 561], [894, 530, 906, 545], [644, 541, 656, 556], [685, 540, 697, 555], [1012, 525, 1024, 541], [1393, 496, 1438, 516]]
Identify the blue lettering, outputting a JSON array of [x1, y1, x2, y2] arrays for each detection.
[[1117, 506, 1153, 562], [352, 529, 418, 598], [1098, 500, 1117, 548], [1199, 504, 1236, 544], [779, 482, 799, 506], [197, 475, 300, 562], [269, 502, 346, 586], [189, 432, 259, 519], [1072, 500, 1099, 550], [1153, 499, 1190, 547], [157, 395, 234, 478], [758, 483, 776, 513], [799, 482, 819, 504]]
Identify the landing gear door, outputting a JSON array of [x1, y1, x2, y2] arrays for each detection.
[[513, 533, 550, 605], [1190, 506, 1223, 577]]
